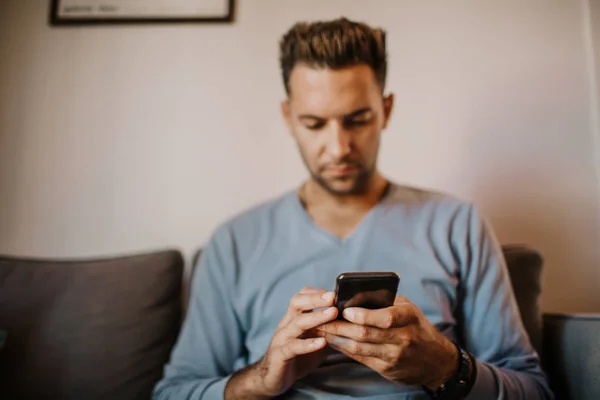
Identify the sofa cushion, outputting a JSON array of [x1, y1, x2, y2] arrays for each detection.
[[502, 245, 544, 355], [0, 249, 184, 400]]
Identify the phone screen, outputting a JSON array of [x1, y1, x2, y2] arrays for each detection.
[[334, 272, 400, 320]]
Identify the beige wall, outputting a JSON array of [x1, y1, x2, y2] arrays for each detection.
[[591, 0, 600, 171], [0, 0, 599, 313]]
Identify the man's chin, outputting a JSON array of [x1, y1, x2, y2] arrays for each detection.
[[317, 178, 367, 196]]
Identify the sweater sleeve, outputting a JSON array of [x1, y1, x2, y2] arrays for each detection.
[[454, 204, 554, 400], [153, 226, 243, 399]]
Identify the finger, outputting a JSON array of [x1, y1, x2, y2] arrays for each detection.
[[281, 307, 338, 339], [300, 286, 324, 294], [343, 303, 417, 329], [289, 291, 335, 314], [325, 334, 393, 361], [328, 344, 388, 373], [299, 287, 327, 314], [393, 295, 413, 306], [317, 321, 392, 343], [280, 289, 334, 326], [277, 337, 327, 362], [315, 320, 353, 338], [329, 345, 387, 369]]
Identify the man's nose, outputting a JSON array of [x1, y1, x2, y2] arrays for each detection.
[[325, 123, 351, 159]]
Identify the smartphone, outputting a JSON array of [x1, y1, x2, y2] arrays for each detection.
[[333, 271, 400, 320]]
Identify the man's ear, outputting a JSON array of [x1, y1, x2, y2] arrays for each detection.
[[382, 93, 394, 129], [281, 99, 292, 129]]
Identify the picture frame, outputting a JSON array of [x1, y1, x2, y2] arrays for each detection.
[[50, 0, 235, 25]]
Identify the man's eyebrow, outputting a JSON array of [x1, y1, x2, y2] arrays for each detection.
[[298, 114, 323, 120], [298, 107, 373, 120], [345, 107, 373, 118]]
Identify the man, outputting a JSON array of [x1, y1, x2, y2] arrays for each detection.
[[154, 18, 553, 399]]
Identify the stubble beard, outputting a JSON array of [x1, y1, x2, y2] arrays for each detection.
[[298, 150, 374, 196], [311, 167, 373, 196]]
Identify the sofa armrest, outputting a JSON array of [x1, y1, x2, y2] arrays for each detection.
[[542, 312, 600, 400]]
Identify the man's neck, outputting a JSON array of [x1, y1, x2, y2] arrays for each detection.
[[298, 173, 389, 239], [301, 172, 389, 211]]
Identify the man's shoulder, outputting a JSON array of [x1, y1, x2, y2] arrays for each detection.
[[386, 183, 496, 252], [209, 190, 296, 243], [387, 182, 475, 214]]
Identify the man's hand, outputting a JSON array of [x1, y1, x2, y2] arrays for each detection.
[[316, 296, 459, 391], [225, 287, 337, 399]]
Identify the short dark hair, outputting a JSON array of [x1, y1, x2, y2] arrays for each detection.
[[279, 17, 388, 95]]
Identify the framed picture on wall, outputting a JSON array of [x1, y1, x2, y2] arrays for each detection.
[[50, 0, 235, 25]]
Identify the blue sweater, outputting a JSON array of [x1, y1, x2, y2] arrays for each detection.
[[154, 184, 553, 399]]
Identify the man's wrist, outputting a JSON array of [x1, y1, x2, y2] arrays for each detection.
[[424, 341, 477, 399], [224, 361, 271, 400], [424, 338, 460, 391]]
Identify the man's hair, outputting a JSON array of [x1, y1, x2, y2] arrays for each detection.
[[279, 17, 388, 95]]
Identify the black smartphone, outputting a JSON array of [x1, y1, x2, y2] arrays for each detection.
[[333, 271, 400, 320]]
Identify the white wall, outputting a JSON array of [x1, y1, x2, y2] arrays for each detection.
[[1, 0, 599, 313]]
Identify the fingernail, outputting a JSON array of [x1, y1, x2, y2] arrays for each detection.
[[311, 338, 325, 347], [343, 308, 355, 320], [325, 307, 336, 315], [321, 292, 334, 301]]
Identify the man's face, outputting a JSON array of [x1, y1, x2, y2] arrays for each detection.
[[282, 64, 393, 195]]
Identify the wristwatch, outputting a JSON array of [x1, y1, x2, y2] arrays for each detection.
[[425, 341, 477, 399]]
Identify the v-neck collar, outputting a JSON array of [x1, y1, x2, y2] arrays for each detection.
[[289, 184, 391, 246]]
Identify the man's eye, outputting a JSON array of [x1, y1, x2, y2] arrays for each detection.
[[305, 122, 325, 130]]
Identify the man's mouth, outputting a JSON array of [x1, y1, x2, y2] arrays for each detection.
[[325, 164, 359, 177]]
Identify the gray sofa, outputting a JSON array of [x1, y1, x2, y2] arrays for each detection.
[[0, 246, 598, 399]]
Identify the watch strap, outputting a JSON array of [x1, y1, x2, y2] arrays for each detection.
[[426, 341, 477, 399]]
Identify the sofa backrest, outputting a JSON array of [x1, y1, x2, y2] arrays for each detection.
[[0, 250, 184, 400], [501, 245, 544, 355]]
